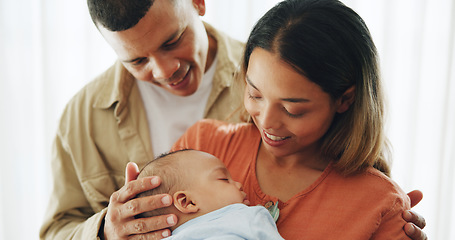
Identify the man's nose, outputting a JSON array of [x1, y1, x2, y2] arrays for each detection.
[[150, 55, 180, 83]]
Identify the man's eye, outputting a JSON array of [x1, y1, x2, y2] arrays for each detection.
[[165, 39, 179, 48], [164, 33, 184, 49], [132, 58, 147, 66]]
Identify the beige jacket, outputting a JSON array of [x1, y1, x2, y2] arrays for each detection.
[[40, 23, 245, 239]]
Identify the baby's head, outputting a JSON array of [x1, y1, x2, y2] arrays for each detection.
[[135, 149, 248, 229]]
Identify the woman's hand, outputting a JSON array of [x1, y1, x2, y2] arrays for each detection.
[[102, 162, 178, 240], [404, 190, 427, 240]]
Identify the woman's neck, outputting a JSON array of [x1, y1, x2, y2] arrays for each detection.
[[255, 143, 330, 202], [259, 141, 329, 170]]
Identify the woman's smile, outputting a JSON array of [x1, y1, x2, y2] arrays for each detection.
[[262, 129, 291, 147]]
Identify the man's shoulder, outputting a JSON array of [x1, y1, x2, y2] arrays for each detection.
[[218, 31, 245, 62], [67, 61, 127, 109], [57, 61, 131, 127], [204, 22, 245, 62]]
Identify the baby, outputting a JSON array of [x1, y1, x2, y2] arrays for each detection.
[[135, 149, 284, 239]]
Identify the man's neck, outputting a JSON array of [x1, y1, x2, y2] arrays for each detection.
[[205, 34, 218, 72]]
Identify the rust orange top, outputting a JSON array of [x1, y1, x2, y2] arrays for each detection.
[[173, 119, 411, 240]]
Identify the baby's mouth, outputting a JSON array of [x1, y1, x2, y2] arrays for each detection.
[[243, 198, 251, 206]]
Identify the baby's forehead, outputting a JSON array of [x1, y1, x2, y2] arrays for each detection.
[[176, 150, 225, 169], [176, 150, 219, 161]]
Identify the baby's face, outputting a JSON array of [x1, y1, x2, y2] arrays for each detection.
[[183, 150, 248, 214]]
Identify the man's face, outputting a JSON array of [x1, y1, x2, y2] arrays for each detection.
[[99, 0, 210, 96]]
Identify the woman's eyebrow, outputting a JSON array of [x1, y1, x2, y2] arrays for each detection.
[[245, 75, 258, 90], [281, 97, 310, 103], [247, 74, 309, 103]]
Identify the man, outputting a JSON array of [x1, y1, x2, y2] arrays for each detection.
[[40, 0, 426, 239]]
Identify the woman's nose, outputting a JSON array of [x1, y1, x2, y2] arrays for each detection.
[[259, 103, 281, 130]]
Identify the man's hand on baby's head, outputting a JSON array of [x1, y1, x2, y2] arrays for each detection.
[[125, 162, 141, 184], [102, 166, 177, 240]]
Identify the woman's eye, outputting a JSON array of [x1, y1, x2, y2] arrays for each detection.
[[219, 178, 229, 182], [248, 91, 261, 100], [284, 108, 304, 118]]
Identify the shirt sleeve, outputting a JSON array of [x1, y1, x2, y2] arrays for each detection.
[[39, 126, 106, 240], [371, 192, 412, 240]]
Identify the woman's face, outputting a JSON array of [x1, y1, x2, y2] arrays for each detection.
[[244, 48, 345, 158]]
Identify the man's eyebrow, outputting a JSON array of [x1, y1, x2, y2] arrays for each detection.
[[161, 28, 182, 47], [121, 28, 184, 63], [122, 57, 146, 64]]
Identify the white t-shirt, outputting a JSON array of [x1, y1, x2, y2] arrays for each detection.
[[137, 58, 217, 157]]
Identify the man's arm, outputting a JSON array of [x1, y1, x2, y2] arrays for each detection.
[[40, 136, 176, 239], [40, 131, 108, 239]]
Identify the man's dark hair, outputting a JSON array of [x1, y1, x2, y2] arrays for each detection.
[[87, 0, 155, 31]]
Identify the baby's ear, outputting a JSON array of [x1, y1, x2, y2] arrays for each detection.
[[173, 191, 199, 214]]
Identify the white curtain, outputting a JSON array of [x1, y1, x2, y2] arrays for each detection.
[[0, 1, 115, 239], [0, 0, 453, 239]]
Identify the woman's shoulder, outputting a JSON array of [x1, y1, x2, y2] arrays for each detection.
[[349, 167, 410, 208], [323, 167, 411, 219], [363, 167, 406, 193], [328, 166, 410, 202]]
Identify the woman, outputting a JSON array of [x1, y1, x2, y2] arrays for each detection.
[[173, 0, 420, 238]]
